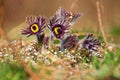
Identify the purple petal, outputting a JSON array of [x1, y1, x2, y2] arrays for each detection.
[[48, 8, 81, 39], [82, 33, 102, 57], [22, 16, 46, 37], [60, 35, 79, 51], [68, 13, 81, 26]]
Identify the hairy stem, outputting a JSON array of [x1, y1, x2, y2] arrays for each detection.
[[36, 33, 45, 47]]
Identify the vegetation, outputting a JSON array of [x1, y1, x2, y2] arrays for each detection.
[[0, 33, 120, 80]]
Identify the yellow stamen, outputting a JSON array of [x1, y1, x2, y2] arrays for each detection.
[[30, 24, 39, 33], [54, 27, 61, 35]]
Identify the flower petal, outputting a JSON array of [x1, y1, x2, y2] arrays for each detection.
[[82, 33, 102, 57], [60, 35, 79, 51], [22, 16, 46, 37], [48, 7, 81, 39]]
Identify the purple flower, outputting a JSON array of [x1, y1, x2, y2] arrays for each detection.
[[60, 35, 79, 51], [82, 33, 102, 57], [22, 16, 46, 37], [48, 7, 81, 39], [22, 16, 46, 47]]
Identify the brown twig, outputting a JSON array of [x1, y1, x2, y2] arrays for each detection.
[[96, 1, 108, 46]]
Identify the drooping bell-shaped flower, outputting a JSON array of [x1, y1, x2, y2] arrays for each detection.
[[80, 33, 102, 57], [60, 35, 79, 51], [60, 33, 102, 57]]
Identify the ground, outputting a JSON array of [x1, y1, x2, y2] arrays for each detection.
[[0, 32, 120, 80]]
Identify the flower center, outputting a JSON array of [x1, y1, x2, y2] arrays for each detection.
[[30, 23, 39, 33], [53, 26, 62, 35], [54, 27, 62, 34]]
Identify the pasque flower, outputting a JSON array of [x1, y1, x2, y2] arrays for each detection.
[[22, 16, 46, 37], [60, 35, 79, 51], [60, 33, 102, 57], [21, 8, 102, 59], [47, 7, 81, 39], [81, 33, 102, 57], [22, 16, 46, 46], [82, 34, 101, 51]]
